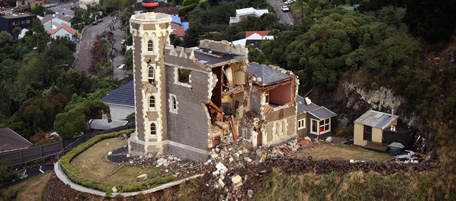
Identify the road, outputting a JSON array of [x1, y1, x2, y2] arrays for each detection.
[[267, 0, 294, 25], [73, 16, 113, 74]]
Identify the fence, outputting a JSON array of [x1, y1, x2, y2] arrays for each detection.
[[0, 123, 135, 166]]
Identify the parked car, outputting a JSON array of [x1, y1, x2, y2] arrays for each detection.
[[282, 5, 290, 12], [98, 18, 103, 22], [92, 21, 98, 25]]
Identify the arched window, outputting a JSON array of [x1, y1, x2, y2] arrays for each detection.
[[148, 67, 154, 83], [148, 40, 153, 52], [150, 123, 156, 136], [149, 96, 155, 108]]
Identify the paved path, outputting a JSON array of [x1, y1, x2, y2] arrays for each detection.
[[0, 164, 54, 189], [73, 16, 113, 74], [54, 162, 203, 197], [267, 0, 294, 25], [110, 20, 127, 80]]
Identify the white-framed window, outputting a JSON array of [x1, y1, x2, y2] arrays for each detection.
[[150, 123, 156, 136], [148, 66, 154, 83], [148, 40, 153, 52], [311, 119, 318, 134], [298, 118, 306, 130], [174, 67, 192, 87], [320, 118, 331, 134], [169, 94, 178, 114], [149, 96, 155, 109]]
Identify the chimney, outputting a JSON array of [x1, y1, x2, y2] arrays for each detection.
[[391, 109, 394, 118]]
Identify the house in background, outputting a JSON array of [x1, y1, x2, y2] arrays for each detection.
[[170, 15, 188, 31], [48, 23, 77, 40], [171, 24, 185, 37], [296, 96, 336, 139], [0, 128, 31, 153], [229, 7, 269, 25], [353, 109, 398, 151], [0, 9, 36, 34], [232, 31, 274, 47], [154, 7, 179, 16], [79, 0, 98, 10], [16, 0, 46, 9], [41, 14, 71, 32], [100, 81, 135, 121]]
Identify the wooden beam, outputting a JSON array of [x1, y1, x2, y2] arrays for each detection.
[[230, 115, 238, 140]]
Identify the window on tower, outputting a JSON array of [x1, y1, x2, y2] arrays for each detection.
[[148, 40, 153, 52], [150, 123, 156, 136], [148, 67, 154, 83], [149, 96, 155, 109]]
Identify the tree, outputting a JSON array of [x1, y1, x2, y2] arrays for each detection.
[[15, 94, 69, 135], [54, 100, 110, 139], [12, 27, 22, 40], [0, 31, 13, 47], [27, 18, 50, 52], [56, 70, 93, 98]]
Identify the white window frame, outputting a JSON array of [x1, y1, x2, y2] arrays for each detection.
[[148, 40, 153, 52], [319, 118, 331, 134], [169, 94, 178, 114], [174, 67, 192, 88], [149, 95, 155, 110], [310, 119, 319, 135], [298, 118, 306, 130], [150, 122, 157, 137], [148, 66, 155, 82]]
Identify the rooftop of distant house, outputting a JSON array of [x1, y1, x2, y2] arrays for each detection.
[[48, 23, 77, 35], [0, 127, 32, 152], [0, 9, 36, 19], [41, 14, 71, 24], [100, 81, 135, 107]]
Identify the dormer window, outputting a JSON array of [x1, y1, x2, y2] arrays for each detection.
[[148, 67, 154, 83], [148, 40, 153, 52]]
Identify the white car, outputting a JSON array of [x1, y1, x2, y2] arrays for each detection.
[[282, 5, 290, 12]]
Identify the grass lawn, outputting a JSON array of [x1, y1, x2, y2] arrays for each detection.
[[104, 165, 161, 184], [0, 171, 52, 201], [294, 143, 393, 162], [70, 137, 127, 181]]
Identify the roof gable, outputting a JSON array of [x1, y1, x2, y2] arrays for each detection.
[[49, 23, 77, 35], [171, 25, 185, 36], [246, 31, 269, 38]]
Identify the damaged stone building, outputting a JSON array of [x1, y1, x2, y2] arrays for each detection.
[[128, 12, 336, 161]]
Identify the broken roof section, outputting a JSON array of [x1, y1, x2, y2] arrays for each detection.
[[100, 81, 134, 107], [247, 63, 291, 86], [296, 95, 336, 119], [354, 109, 398, 130], [187, 40, 248, 68]]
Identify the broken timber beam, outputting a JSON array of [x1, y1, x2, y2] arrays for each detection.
[[230, 115, 238, 140]]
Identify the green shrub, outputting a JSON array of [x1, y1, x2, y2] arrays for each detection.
[[60, 129, 176, 193]]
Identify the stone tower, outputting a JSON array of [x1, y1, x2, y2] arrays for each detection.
[[128, 12, 171, 156]]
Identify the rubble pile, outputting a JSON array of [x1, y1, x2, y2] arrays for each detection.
[[124, 153, 201, 180], [198, 136, 436, 200]]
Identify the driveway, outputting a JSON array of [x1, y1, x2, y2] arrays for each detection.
[[73, 16, 113, 74], [267, 0, 294, 25]]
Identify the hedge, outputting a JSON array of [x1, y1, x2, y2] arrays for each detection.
[[60, 129, 176, 194]]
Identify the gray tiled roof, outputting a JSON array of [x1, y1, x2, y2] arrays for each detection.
[[309, 106, 337, 119], [0, 128, 31, 152], [296, 95, 319, 114], [247, 63, 291, 86], [100, 81, 134, 107], [354, 110, 398, 130], [194, 48, 243, 66]]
